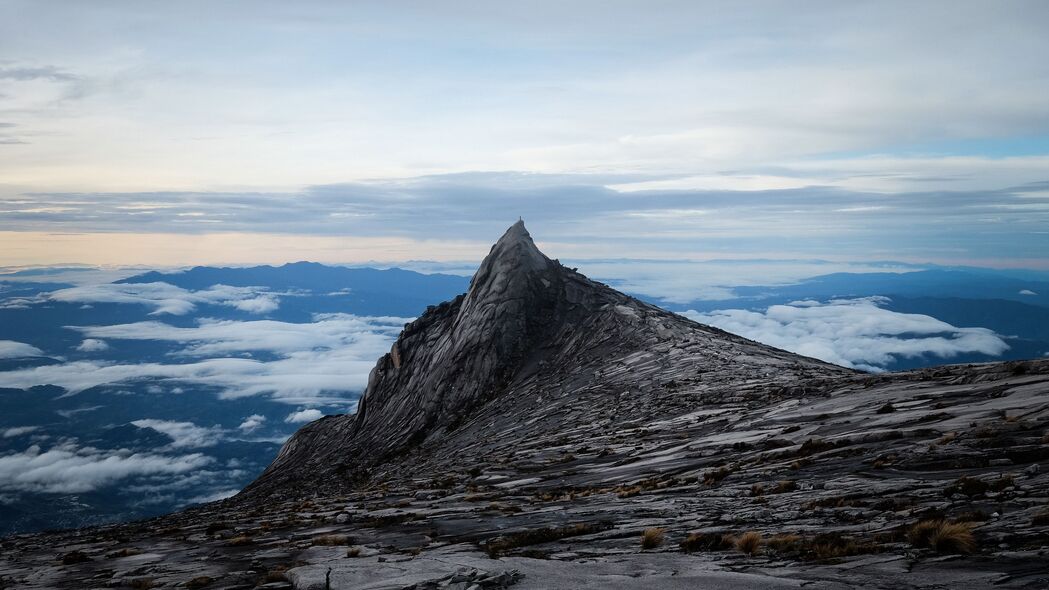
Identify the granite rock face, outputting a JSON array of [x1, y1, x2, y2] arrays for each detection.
[[3, 222, 1049, 589], [249, 220, 847, 494]]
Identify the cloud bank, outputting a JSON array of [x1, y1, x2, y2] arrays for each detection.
[[0, 313, 407, 405], [0, 442, 212, 494], [683, 297, 1010, 372], [48, 282, 282, 316]]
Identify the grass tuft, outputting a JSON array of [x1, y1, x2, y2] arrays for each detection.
[[908, 520, 975, 554], [734, 531, 762, 555], [640, 527, 665, 549]]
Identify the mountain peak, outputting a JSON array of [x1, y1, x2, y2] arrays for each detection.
[[248, 223, 850, 493], [474, 219, 551, 280]]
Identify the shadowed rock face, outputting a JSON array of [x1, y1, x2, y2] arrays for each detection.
[[249, 221, 848, 493]]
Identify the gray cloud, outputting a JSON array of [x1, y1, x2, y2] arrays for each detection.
[[284, 408, 323, 424], [0, 65, 79, 83], [76, 338, 109, 352], [130, 419, 225, 449], [3, 172, 1047, 264], [682, 297, 1010, 372], [0, 339, 44, 358]]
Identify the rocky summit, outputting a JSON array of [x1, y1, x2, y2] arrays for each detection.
[[3, 222, 1049, 589]]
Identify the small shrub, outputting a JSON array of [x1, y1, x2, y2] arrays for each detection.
[[765, 534, 802, 553], [60, 550, 92, 565], [346, 547, 361, 558], [186, 577, 213, 589], [261, 566, 288, 583], [680, 531, 733, 553], [1009, 361, 1030, 376], [484, 521, 612, 558], [640, 528, 665, 549], [313, 534, 352, 546], [943, 476, 988, 497], [735, 531, 762, 555], [750, 483, 764, 497], [227, 535, 253, 546], [773, 480, 797, 494], [703, 466, 732, 485], [205, 522, 230, 536], [128, 578, 154, 590]]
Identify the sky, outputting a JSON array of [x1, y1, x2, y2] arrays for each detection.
[[1, 0, 1048, 269]]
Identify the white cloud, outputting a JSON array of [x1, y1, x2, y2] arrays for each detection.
[[130, 419, 224, 448], [683, 297, 1010, 372], [238, 414, 266, 433], [284, 409, 323, 424], [0, 340, 43, 358], [1, 314, 407, 405], [1019, 289, 1037, 295], [2, 426, 39, 438], [48, 282, 282, 315], [0, 442, 212, 494], [76, 338, 109, 352]]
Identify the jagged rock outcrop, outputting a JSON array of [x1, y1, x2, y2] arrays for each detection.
[[250, 220, 848, 493]]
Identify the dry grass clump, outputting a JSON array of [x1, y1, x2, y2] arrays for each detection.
[[805, 533, 880, 561], [185, 576, 213, 589], [773, 480, 797, 494], [260, 565, 288, 583], [749, 484, 765, 497], [346, 547, 362, 558], [106, 547, 142, 558], [765, 534, 802, 552], [680, 531, 734, 553], [908, 520, 975, 554], [312, 534, 352, 546], [226, 535, 254, 546], [127, 578, 154, 590], [703, 466, 733, 485], [616, 485, 642, 498], [640, 528, 665, 549], [60, 550, 92, 565], [734, 531, 763, 555], [484, 521, 612, 558]]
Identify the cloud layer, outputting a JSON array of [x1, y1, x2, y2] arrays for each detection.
[[0, 313, 406, 405], [48, 282, 282, 316], [684, 297, 1010, 372], [0, 442, 212, 494]]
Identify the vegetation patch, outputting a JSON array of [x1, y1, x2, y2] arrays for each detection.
[[640, 527, 665, 549], [908, 520, 976, 554], [483, 521, 613, 558]]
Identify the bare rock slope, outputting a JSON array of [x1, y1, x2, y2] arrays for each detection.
[[3, 222, 1049, 589]]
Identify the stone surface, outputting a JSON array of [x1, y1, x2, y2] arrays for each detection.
[[1, 222, 1048, 589]]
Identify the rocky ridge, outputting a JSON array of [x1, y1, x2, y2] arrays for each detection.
[[2, 222, 1048, 589]]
